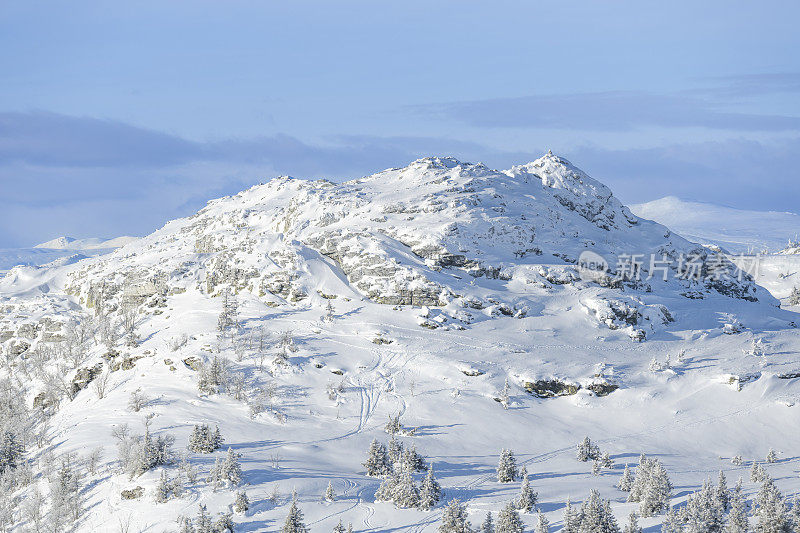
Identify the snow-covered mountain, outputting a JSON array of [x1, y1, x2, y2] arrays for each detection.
[[630, 196, 800, 254], [0, 235, 139, 273], [1, 154, 799, 533], [34, 236, 139, 250], [630, 197, 800, 303]]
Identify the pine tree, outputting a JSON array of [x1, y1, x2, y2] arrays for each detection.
[[439, 499, 472, 533], [535, 512, 549, 533], [622, 512, 642, 533], [496, 501, 524, 533], [214, 512, 234, 533], [725, 479, 748, 533], [188, 424, 223, 453], [751, 462, 766, 484], [282, 499, 308, 533], [788, 286, 800, 306], [392, 470, 420, 509], [578, 490, 620, 533], [716, 470, 730, 511], [788, 494, 800, 533], [754, 477, 790, 533], [234, 490, 249, 513], [388, 437, 404, 465], [618, 464, 634, 492], [178, 516, 195, 533], [401, 444, 427, 472], [516, 471, 538, 512], [601, 452, 613, 469], [576, 436, 600, 462], [364, 439, 391, 477], [766, 449, 777, 463], [385, 413, 402, 435], [563, 500, 578, 533], [661, 507, 681, 533], [325, 480, 336, 502], [374, 471, 399, 502], [639, 459, 672, 517], [195, 505, 213, 533], [497, 449, 518, 483], [221, 447, 242, 485], [419, 466, 443, 510], [154, 470, 170, 503], [333, 520, 346, 533], [480, 512, 495, 533], [683, 480, 724, 533]]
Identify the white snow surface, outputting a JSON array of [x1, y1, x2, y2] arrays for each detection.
[[630, 196, 800, 254], [1, 153, 799, 532], [0, 236, 138, 273]]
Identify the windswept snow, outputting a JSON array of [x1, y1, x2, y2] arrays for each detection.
[[0, 154, 798, 532]]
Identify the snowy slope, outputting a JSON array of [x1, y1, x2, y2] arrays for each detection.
[[0, 236, 139, 273], [630, 196, 800, 254], [34, 236, 140, 250], [1, 154, 799, 533]]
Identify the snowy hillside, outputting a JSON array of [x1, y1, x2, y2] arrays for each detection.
[[0, 236, 138, 273], [1, 153, 799, 533], [34, 236, 140, 251], [630, 196, 800, 254]]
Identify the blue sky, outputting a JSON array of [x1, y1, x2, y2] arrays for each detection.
[[1, 1, 799, 247]]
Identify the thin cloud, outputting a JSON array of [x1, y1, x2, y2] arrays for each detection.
[[413, 91, 800, 131]]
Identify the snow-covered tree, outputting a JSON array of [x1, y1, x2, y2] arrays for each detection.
[[127, 387, 150, 412], [374, 471, 399, 502], [401, 444, 427, 472], [682, 479, 724, 533], [622, 512, 641, 533], [639, 459, 672, 517], [725, 479, 748, 533], [234, 490, 249, 513], [788, 286, 800, 306], [388, 437, 404, 465], [419, 466, 443, 510], [385, 413, 403, 435], [765, 449, 777, 464], [333, 520, 346, 533], [750, 462, 767, 484], [364, 439, 391, 476], [578, 489, 620, 533], [198, 356, 230, 395], [496, 501, 524, 533], [325, 480, 336, 502], [576, 436, 601, 462], [661, 507, 682, 533], [788, 494, 800, 533], [716, 470, 730, 511], [208, 448, 242, 487], [600, 452, 613, 469], [754, 476, 790, 533], [480, 512, 494, 533], [563, 500, 578, 533], [195, 504, 213, 533], [618, 464, 634, 492], [154, 470, 170, 503], [282, 498, 308, 533], [497, 449, 518, 483], [214, 512, 234, 533], [535, 512, 549, 533], [439, 499, 472, 533], [516, 471, 538, 512], [392, 470, 420, 508]]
